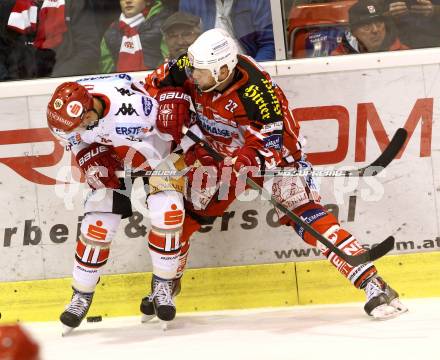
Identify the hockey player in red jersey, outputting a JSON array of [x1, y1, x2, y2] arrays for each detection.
[[47, 74, 186, 333], [144, 28, 408, 320]]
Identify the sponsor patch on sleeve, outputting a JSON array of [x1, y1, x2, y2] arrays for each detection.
[[264, 134, 282, 150], [261, 121, 283, 134], [142, 97, 154, 116]]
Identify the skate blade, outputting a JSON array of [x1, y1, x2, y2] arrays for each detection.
[[371, 304, 406, 320], [141, 314, 156, 323], [61, 325, 74, 337], [160, 320, 169, 331], [389, 298, 409, 314]]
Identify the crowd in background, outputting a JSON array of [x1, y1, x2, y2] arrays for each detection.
[[289, 0, 440, 58], [0, 0, 439, 81]]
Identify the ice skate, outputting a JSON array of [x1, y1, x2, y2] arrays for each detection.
[[60, 288, 94, 336], [363, 276, 408, 320], [140, 276, 181, 324]]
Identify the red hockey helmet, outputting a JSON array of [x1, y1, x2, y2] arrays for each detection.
[[0, 324, 40, 360], [47, 82, 93, 134]]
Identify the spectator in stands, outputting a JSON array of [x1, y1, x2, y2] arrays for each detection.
[[179, 0, 275, 61], [0, 1, 45, 80], [331, 0, 409, 55], [100, 0, 172, 73], [385, 0, 440, 48], [161, 11, 202, 60], [91, 1, 122, 39], [91, 0, 178, 39], [0, 0, 100, 80]]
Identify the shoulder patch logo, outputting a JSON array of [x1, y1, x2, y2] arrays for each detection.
[[142, 97, 154, 116]]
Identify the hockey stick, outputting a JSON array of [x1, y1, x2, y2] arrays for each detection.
[[342, 128, 408, 177], [182, 127, 396, 267], [260, 127, 408, 178], [118, 128, 408, 179]]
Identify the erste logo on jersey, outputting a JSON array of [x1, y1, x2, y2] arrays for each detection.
[[66, 101, 84, 118], [115, 122, 152, 136]]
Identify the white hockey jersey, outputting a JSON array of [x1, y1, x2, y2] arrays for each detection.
[[66, 73, 173, 170]]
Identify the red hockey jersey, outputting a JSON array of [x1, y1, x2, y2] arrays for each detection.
[[145, 54, 301, 166]]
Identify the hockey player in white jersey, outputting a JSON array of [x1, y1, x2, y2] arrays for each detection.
[[47, 74, 187, 334]]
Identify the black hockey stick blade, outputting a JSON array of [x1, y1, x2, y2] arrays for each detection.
[[346, 128, 408, 177], [343, 236, 395, 266], [367, 236, 395, 261]]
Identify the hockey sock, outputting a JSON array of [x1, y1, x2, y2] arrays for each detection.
[[148, 228, 181, 280], [72, 213, 121, 293], [175, 237, 190, 279], [294, 202, 377, 288]]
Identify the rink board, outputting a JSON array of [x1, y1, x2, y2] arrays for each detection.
[[0, 52, 440, 282], [1, 251, 439, 323]]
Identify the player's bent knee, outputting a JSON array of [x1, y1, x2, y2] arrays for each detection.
[[73, 212, 122, 292], [80, 212, 122, 244], [76, 212, 122, 267], [147, 191, 185, 230]]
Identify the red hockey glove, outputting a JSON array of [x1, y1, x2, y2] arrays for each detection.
[[76, 144, 121, 190], [184, 144, 218, 168], [156, 87, 191, 144], [185, 144, 238, 176], [185, 143, 228, 194], [233, 147, 261, 173]]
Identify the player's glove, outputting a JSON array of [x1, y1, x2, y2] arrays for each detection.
[[184, 144, 218, 168], [76, 143, 121, 190], [156, 87, 191, 144], [233, 147, 261, 173], [184, 143, 229, 195]]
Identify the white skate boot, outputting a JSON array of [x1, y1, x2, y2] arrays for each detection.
[[363, 276, 408, 320]]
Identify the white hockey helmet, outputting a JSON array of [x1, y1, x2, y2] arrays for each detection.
[[187, 28, 238, 91]]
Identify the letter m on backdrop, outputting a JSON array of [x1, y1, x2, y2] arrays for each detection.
[[355, 98, 433, 162]]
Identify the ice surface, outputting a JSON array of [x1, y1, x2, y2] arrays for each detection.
[[23, 298, 440, 360]]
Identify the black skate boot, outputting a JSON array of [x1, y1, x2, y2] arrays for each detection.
[[363, 276, 407, 320], [60, 287, 94, 335], [140, 276, 181, 325]]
